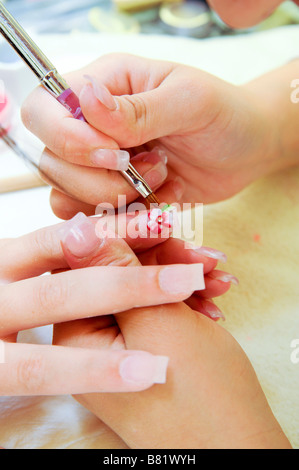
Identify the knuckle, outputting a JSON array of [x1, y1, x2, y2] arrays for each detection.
[[17, 354, 46, 393], [51, 121, 69, 158], [30, 227, 60, 261], [122, 95, 147, 145], [20, 96, 33, 130], [37, 275, 69, 316]]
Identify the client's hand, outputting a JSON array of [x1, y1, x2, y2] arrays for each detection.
[[0, 211, 213, 396], [54, 214, 290, 449]]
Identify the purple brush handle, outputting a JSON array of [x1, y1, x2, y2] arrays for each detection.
[[56, 88, 86, 121]]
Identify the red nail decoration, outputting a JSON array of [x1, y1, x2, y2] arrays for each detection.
[[147, 206, 173, 234]]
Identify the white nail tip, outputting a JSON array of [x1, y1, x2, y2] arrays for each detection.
[[159, 264, 205, 295]]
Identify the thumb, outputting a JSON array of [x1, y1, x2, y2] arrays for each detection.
[[79, 73, 196, 148]]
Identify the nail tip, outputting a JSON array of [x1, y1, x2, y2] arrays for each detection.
[[153, 355, 169, 384]]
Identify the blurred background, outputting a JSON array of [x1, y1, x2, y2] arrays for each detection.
[[1, 0, 299, 50]]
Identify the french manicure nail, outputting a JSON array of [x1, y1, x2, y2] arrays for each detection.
[[59, 212, 100, 258], [143, 162, 168, 188], [209, 271, 239, 286], [200, 300, 225, 321], [159, 264, 205, 295], [192, 246, 227, 263], [84, 74, 117, 111], [119, 354, 169, 385], [152, 147, 168, 164], [90, 149, 130, 171], [132, 149, 167, 165], [172, 176, 185, 200]]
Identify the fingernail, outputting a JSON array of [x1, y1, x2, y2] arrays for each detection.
[[143, 162, 168, 188], [192, 246, 227, 263], [172, 176, 185, 200], [90, 149, 130, 171], [119, 354, 169, 385], [200, 300, 225, 321], [131, 149, 167, 165], [209, 271, 239, 286], [59, 212, 100, 258], [159, 264, 205, 295], [152, 147, 168, 164], [84, 74, 117, 111]]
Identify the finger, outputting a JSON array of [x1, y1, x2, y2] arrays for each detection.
[[48, 148, 170, 218], [21, 54, 172, 166], [0, 211, 171, 283], [137, 240, 235, 299], [198, 273, 233, 299], [21, 84, 123, 167], [79, 59, 222, 149], [138, 238, 225, 274], [40, 148, 168, 207], [50, 188, 96, 219], [0, 341, 169, 395], [184, 297, 225, 321], [207, 0, 282, 28], [0, 262, 204, 336]]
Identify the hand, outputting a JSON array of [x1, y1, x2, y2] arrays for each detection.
[[207, 0, 299, 29], [21, 54, 283, 219], [53, 214, 290, 449], [0, 211, 212, 396]]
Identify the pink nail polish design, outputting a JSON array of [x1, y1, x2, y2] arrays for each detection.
[[147, 206, 173, 234]]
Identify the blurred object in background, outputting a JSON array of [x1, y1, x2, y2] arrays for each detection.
[[0, 0, 298, 39], [158, 1, 212, 38]]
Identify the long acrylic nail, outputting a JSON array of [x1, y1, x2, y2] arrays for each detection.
[[90, 149, 130, 171], [59, 212, 100, 258], [84, 74, 117, 111], [131, 149, 167, 165], [192, 246, 227, 263], [159, 264, 205, 295], [119, 354, 169, 385], [172, 176, 185, 200], [208, 271, 239, 286], [200, 299, 225, 321], [143, 162, 168, 188]]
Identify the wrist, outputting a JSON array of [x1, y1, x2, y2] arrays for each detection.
[[242, 62, 299, 173]]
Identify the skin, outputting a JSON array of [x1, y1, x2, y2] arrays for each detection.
[[207, 0, 299, 28], [21, 55, 299, 219], [52, 215, 291, 449], [15, 1, 298, 447], [0, 212, 230, 396]]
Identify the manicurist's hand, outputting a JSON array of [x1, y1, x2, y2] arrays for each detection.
[[53, 214, 291, 449], [22, 53, 299, 219]]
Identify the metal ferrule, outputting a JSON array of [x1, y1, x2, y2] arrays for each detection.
[[121, 164, 152, 198]]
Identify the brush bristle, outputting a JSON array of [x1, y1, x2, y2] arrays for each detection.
[[145, 192, 160, 207]]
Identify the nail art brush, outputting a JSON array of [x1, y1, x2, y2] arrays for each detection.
[[0, 2, 160, 206]]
